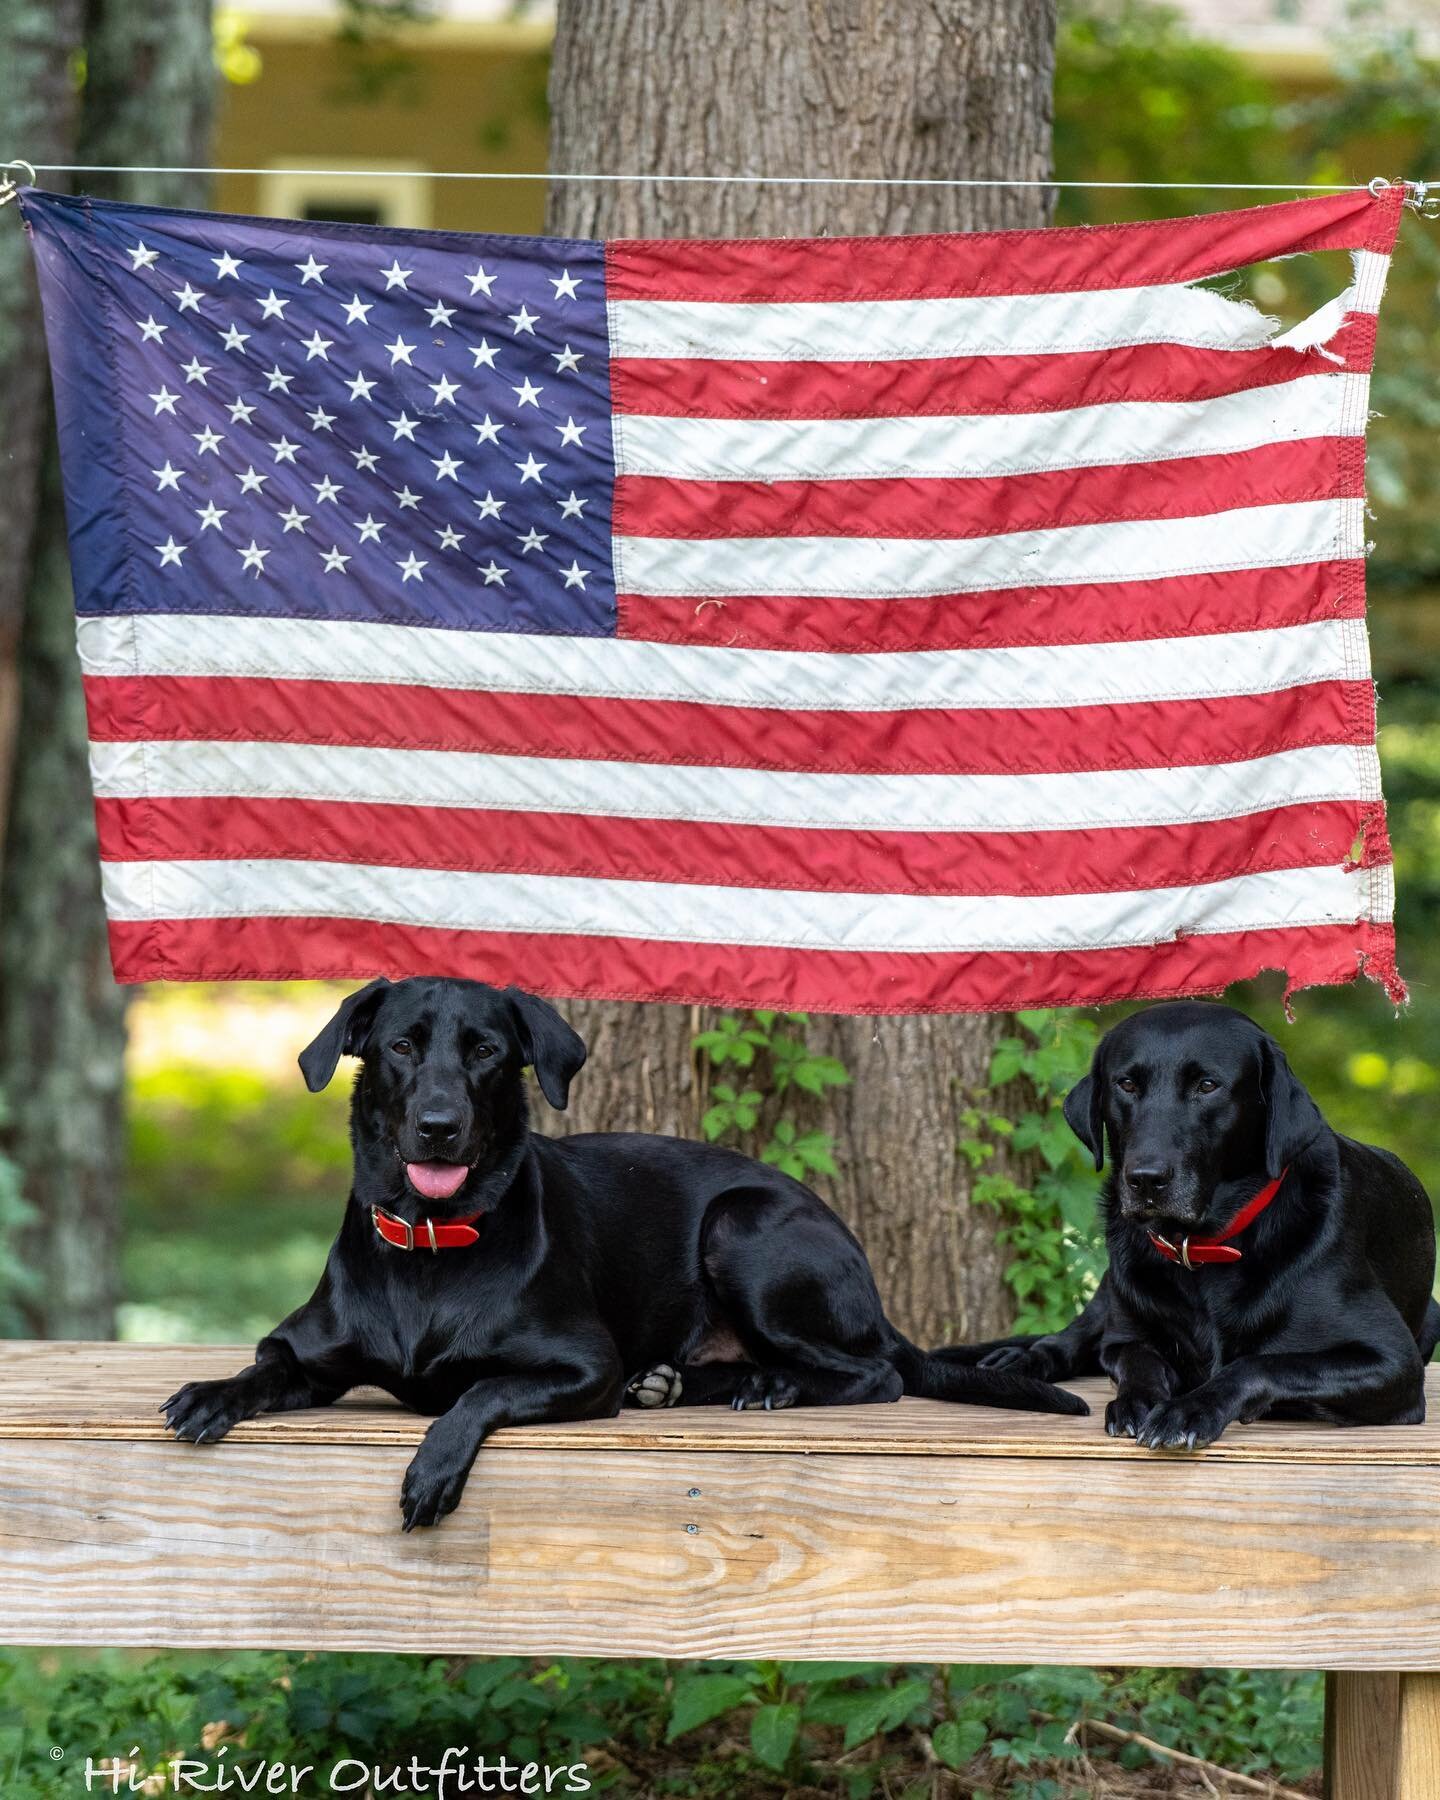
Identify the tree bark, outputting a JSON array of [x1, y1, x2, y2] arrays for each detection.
[[545, 0, 1057, 1343], [0, 1, 215, 1338]]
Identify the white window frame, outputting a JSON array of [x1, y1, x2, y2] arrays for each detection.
[[259, 158, 432, 230]]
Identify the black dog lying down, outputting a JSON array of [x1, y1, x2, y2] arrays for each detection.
[[942, 1001, 1439, 1449], [164, 977, 1085, 1528]]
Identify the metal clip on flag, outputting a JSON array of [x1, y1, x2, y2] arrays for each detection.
[[8, 177, 1413, 1013]]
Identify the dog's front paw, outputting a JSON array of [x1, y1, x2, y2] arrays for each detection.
[[400, 1419, 481, 1531], [1134, 1395, 1231, 1452], [161, 1378, 251, 1445], [626, 1363, 683, 1408], [731, 1369, 799, 1412], [1105, 1392, 1159, 1439]]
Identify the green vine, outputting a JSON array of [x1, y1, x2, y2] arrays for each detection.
[[961, 1009, 1106, 1333], [692, 1011, 849, 1183]]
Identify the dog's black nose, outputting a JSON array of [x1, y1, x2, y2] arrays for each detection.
[[416, 1107, 464, 1147], [1124, 1161, 1173, 1198]]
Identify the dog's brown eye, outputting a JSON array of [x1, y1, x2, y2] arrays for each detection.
[[1197, 1077, 1219, 1094], [390, 1038, 412, 1057], [1115, 1077, 1137, 1094]]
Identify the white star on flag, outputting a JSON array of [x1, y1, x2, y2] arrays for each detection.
[[295, 255, 327, 285], [128, 241, 160, 270], [467, 264, 497, 296], [550, 269, 581, 300], [561, 559, 590, 589], [238, 539, 270, 573], [397, 553, 427, 581], [479, 559, 508, 585], [212, 251, 243, 279], [381, 260, 412, 290], [194, 502, 227, 531], [508, 304, 538, 336], [320, 545, 350, 573], [155, 535, 186, 567]]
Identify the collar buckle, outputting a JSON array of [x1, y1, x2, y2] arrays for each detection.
[[373, 1206, 413, 1251]]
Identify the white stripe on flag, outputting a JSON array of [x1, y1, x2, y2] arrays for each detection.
[[99, 857, 1375, 952], [614, 373, 1367, 482], [607, 281, 1283, 362], [89, 739, 1381, 834], [77, 615, 1370, 713], [615, 498, 1361, 599]]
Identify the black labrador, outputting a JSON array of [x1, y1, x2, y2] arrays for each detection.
[[164, 976, 1086, 1528], [941, 1000, 1440, 1449]]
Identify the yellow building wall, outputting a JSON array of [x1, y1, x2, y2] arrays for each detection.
[[212, 32, 552, 238]]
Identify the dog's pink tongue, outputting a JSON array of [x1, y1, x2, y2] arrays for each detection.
[[405, 1161, 471, 1202]]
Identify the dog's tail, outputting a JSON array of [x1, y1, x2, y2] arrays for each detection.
[[892, 1340, 1088, 1417]]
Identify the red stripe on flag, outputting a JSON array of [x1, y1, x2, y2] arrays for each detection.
[[610, 330, 1378, 419], [618, 560, 1360, 654], [104, 912, 1403, 1010], [93, 795, 1376, 901], [83, 676, 1371, 778], [606, 189, 1401, 303], [614, 440, 1357, 543]]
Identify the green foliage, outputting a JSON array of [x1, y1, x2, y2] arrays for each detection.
[[694, 1011, 847, 1182], [0, 1650, 1323, 1797], [961, 1011, 1105, 1332]]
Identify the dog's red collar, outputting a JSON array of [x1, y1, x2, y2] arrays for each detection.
[[372, 1205, 482, 1252], [1147, 1169, 1288, 1269]]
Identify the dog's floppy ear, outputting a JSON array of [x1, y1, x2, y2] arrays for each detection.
[[506, 987, 586, 1110], [298, 978, 392, 1092], [1258, 1034, 1325, 1178], [1063, 1039, 1108, 1172]]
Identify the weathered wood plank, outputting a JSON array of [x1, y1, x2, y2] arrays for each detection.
[[1397, 1672, 1440, 1799], [4, 1342, 1439, 1465], [2, 1437, 1438, 1665], [1325, 1672, 1399, 1800]]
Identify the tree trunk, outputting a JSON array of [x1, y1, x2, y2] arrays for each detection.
[[545, 0, 1057, 1343], [0, 1, 215, 1338]]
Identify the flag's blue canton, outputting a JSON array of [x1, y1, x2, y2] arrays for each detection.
[[69, 199, 615, 636]]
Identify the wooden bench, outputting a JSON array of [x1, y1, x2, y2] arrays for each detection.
[[1, 1342, 1436, 1796]]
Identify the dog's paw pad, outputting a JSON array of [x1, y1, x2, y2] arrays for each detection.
[[627, 1364, 683, 1408], [730, 1370, 800, 1412]]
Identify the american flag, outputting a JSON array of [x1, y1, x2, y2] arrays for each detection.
[[21, 185, 1405, 1011]]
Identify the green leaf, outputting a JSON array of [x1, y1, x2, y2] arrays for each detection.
[[749, 1702, 800, 1771], [776, 1661, 883, 1684], [932, 1717, 987, 1768], [665, 1672, 757, 1741]]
